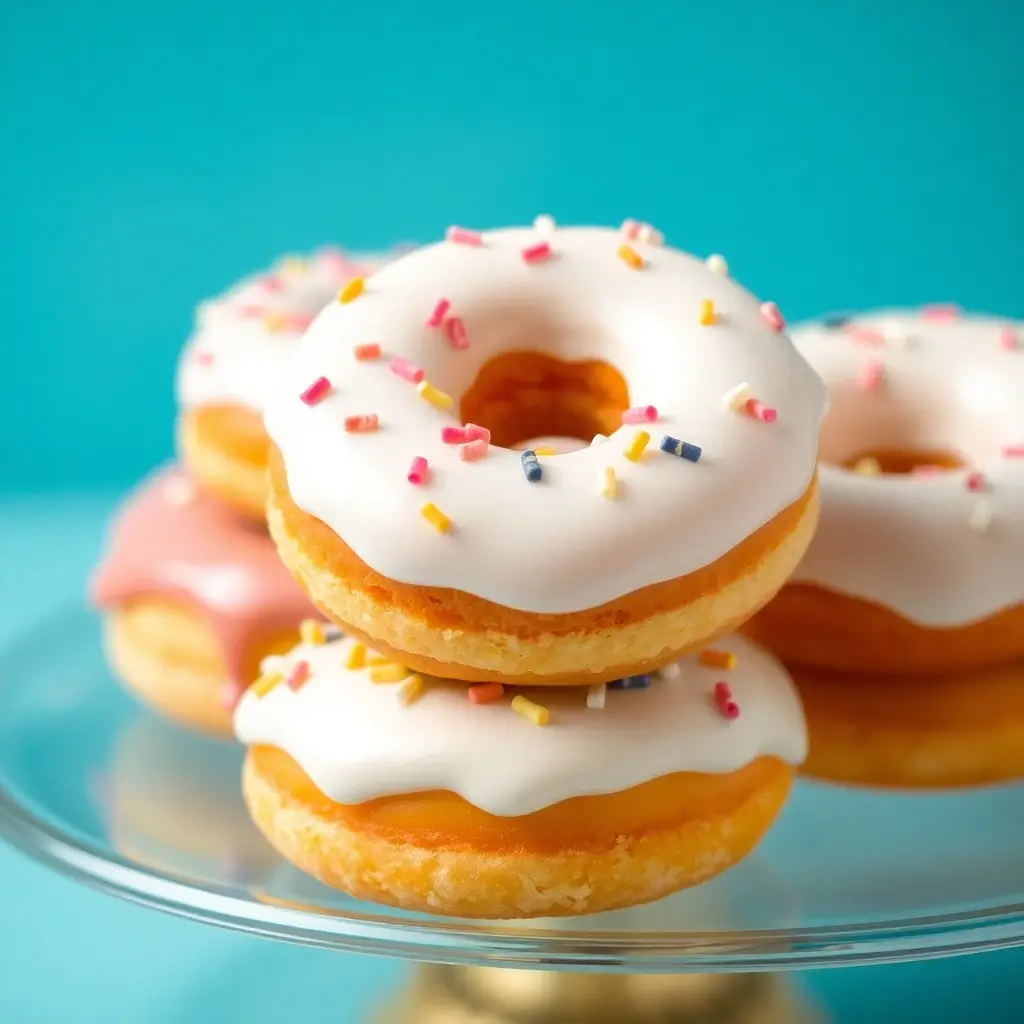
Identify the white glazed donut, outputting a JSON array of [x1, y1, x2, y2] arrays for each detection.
[[745, 308, 1024, 673], [263, 223, 826, 685]]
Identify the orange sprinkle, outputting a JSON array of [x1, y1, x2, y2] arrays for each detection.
[[467, 682, 505, 704], [699, 649, 736, 670], [354, 343, 381, 360], [617, 244, 644, 270], [699, 299, 716, 325], [338, 277, 365, 304]]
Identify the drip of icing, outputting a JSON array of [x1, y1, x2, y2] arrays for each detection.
[[789, 311, 1024, 625], [177, 249, 393, 414], [234, 633, 807, 817], [91, 466, 316, 698], [263, 225, 827, 614]]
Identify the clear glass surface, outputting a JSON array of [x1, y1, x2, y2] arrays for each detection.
[[1, 608, 1023, 972]]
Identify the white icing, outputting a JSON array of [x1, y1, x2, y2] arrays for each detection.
[[176, 249, 392, 414], [262, 225, 826, 613], [233, 633, 807, 817], [789, 311, 1024, 624]]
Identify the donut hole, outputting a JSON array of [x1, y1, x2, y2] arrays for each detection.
[[459, 351, 630, 449], [840, 447, 967, 476]]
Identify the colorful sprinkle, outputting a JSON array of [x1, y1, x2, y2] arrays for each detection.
[[822, 314, 851, 329], [322, 624, 344, 642], [713, 681, 740, 719], [250, 672, 283, 698], [745, 399, 777, 423], [300, 376, 332, 406], [511, 694, 549, 726], [533, 446, 557, 456], [859, 361, 885, 392], [853, 457, 881, 476], [344, 413, 379, 433], [446, 226, 482, 246], [522, 241, 553, 264], [999, 327, 1019, 351], [465, 423, 491, 443], [286, 660, 311, 691], [921, 304, 960, 322], [706, 254, 728, 276], [417, 380, 454, 410], [263, 312, 288, 332], [660, 436, 701, 462], [699, 649, 736, 670], [460, 438, 489, 461], [345, 643, 366, 670], [620, 218, 641, 239], [1004, 445, 1024, 458], [389, 356, 425, 384], [407, 456, 429, 485], [637, 222, 663, 245], [586, 683, 606, 709], [846, 325, 885, 346], [965, 470, 987, 492], [968, 499, 993, 534], [723, 382, 753, 411], [370, 663, 410, 684], [425, 298, 451, 328], [421, 502, 451, 532], [441, 426, 468, 444], [617, 244, 644, 270], [354, 342, 381, 361], [609, 675, 651, 690], [760, 302, 785, 332], [622, 405, 657, 425], [445, 316, 469, 350], [338, 277, 365, 304], [299, 620, 325, 645], [658, 662, 681, 680], [397, 675, 425, 706], [600, 466, 618, 498], [881, 321, 915, 347], [366, 654, 391, 665], [624, 429, 651, 462], [521, 450, 542, 481], [467, 682, 505, 704], [194, 351, 214, 366], [533, 213, 556, 236], [699, 298, 716, 326]]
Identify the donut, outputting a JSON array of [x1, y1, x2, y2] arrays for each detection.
[[234, 632, 806, 918], [263, 222, 826, 685], [744, 309, 1024, 673], [790, 660, 1024, 788], [177, 248, 390, 519], [90, 466, 319, 734]]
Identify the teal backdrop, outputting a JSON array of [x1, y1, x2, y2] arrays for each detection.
[[3, 0, 1023, 492]]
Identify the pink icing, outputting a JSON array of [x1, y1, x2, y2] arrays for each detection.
[[90, 466, 315, 707]]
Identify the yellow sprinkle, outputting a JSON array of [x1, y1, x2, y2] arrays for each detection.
[[366, 653, 391, 666], [617, 244, 644, 270], [416, 380, 454, 410], [421, 502, 451, 533], [338, 276, 365, 304], [699, 649, 737, 670], [723, 382, 753, 412], [370, 663, 411, 684], [299, 619, 325, 645], [600, 466, 618, 498], [533, 446, 556, 456], [278, 256, 307, 276], [853, 457, 881, 477], [511, 695, 549, 726], [699, 298, 716, 325], [263, 313, 288, 332], [250, 672, 283, 698], [623, 429, 650, 463], [344, 643, 366, 670], [397, 674, 425, 706]]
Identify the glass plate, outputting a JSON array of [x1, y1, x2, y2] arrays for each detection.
[[1, 608, 1022, 972]]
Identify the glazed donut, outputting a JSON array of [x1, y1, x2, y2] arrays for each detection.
[[91, 467, 318, 734], [745, 310, 1024, 673], [790, 660, 1024, 788], [177, 248, 390, 519], [234, 632, 806, 918], [263, 223, 826, 685]]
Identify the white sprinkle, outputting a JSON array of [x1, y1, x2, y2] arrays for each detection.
[[637, 223, 663, 245], [723, 382, 753, 411], [259, 654, 289, 676], [968, 499, 993, 533], [586, 683, 607, 710], [658, 662, 682, 680], [882, 320, 916, 348], [591, 433, 608, 446], [164, 477, 195, 506], [533, 213, 556, 237], [706, 253, 728, 276]]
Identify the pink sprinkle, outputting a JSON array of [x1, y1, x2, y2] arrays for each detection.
[[286, 313, 315, 332], [445, 316, 470, 349], [1003, 445, 1024, 458], [237, 304, 265, 318], [620, 218, 641, 240], [194, 351, 214, 366], [354, 343, 381, 361], [460, 439, 489, 461], [713, 681, 740, 720], [522, 241, 552, 264], [745, 398, 777, 423], [846, 325, 885, 346], [760, 302, 785, 332], [286, 660, 310, 691], [965, 470, 987, 492], [407, 456, 429, 485], [999, 327, 1019, 351], [911, 465, 944, 478], [446, 226, 482, 246], [260, 276, 283, 293], [464, 423, 491, 443], [622, 405, 658, 425], [441, 425, 468, 444], [921, 304, 960, 322], [317, 247, 362, 280], [389, 356, 425, 384], [344, 413, 379, 433], [858, 360, 885, 391], [300, 376, 332, 405], [426, 298, 451, 328]]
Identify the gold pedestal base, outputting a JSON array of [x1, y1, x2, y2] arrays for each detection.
[[383, 965, 822, 1023]]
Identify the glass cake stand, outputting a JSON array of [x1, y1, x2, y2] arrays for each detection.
[[1, 609, 1023, 1022]]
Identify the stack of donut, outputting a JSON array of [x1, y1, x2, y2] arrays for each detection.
[[745, 309, 1024, 788], [232, 222, 828, 918], [91, 248, 387, 734]]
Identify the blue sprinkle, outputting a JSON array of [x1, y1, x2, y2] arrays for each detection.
[[608, 675, 651, 690], [822, 313, 851, 329], [521, 450, 542, 482], [323, 624, 344, 642], [659, 435, 702, 462]]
